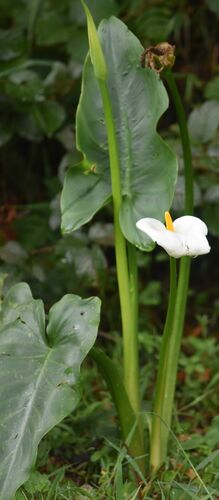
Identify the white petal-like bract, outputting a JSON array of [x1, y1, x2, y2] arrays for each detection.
[[136, 215, 211, 258]]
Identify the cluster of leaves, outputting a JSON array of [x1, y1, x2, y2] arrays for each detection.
[[1, 0, 219, 230], [1, 0, 219, 201], [0, 0, 121, 206]]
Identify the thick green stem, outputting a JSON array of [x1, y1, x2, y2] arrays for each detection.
[[150, 71, 194, 470], [82, 3, 144, 470], [150, 257, 177, 468], [150, 258, 191, 470], [98, 79, 141, 419], [127, 242, 139, 336], [127, 242, 144, 446]]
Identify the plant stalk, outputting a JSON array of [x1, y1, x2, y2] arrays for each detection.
[[150, 70, 194, 470], [150, 257, 177, 468], [82, 1, 144, 470], [127, 242, 139, 337], [98, 79, 142, 427], [150, 257, 191, 470]]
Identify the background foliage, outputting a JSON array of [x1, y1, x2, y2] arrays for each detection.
[[0, 0, 219, 497]]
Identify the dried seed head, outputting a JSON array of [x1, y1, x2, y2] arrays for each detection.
[[141, 43, 175, 73]]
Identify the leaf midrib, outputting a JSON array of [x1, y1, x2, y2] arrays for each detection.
[[105, 21, 135, 198], [0, 345, 53, 497]]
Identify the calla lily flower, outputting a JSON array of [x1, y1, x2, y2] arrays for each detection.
[[136, 212, 211, 258]]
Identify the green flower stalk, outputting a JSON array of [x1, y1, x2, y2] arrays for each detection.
[[81, 1, 145, 472], [136, 211, 210, 470], [139, 47, 199, 469]]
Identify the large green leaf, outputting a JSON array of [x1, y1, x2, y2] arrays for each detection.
[[32, 100, 66, 136], [0, 283, 100, 500], [61, 16, 177, 250], [188, 100, 219, 144]]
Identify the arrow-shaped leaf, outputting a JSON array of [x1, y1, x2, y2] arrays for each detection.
[[0, 283, 100, 499], [61, 16, 178, 250]]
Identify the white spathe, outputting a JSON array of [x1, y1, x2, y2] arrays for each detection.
[[136, 215, 211, 258]]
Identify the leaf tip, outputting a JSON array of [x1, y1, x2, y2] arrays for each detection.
[[81, 0, 107, 81]]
